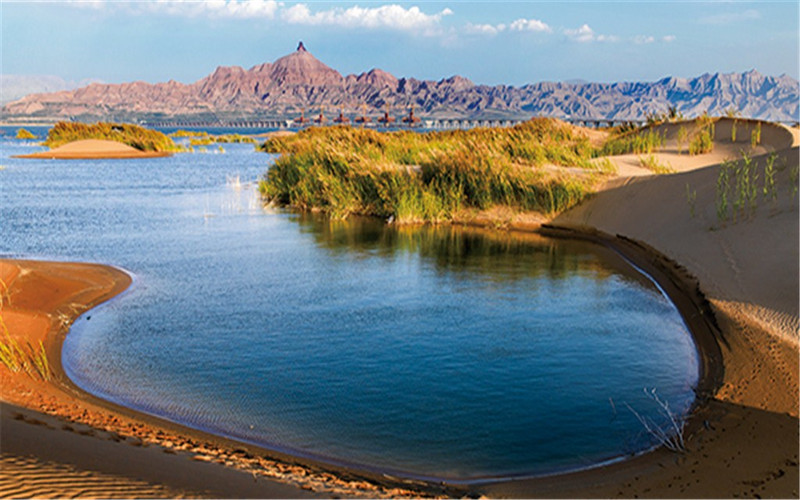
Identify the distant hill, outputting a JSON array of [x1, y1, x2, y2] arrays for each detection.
[[2, 42, 797, 122], [0, 75, 102, 104]]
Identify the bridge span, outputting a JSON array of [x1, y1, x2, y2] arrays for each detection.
[[142, 117, 648, 130]]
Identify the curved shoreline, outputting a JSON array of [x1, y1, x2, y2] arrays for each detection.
[[3, 209, 790, 498]]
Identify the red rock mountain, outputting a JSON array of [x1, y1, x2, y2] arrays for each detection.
[[2, 43, 797, 122]]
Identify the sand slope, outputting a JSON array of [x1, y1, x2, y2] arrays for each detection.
[[13, 139, 172, 159]]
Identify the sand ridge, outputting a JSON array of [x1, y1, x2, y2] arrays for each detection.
[[13, 139, 173, 159]]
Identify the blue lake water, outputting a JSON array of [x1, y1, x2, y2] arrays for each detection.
[[0, 129, 699, 480]]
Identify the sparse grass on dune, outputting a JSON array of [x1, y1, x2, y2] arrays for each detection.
[[0, 278, 51, 381], [260, 119, 599, 223], [598, 128, 665, 156], [44, 122, 181, 152]]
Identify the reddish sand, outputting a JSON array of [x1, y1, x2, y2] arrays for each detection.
[[13, 139, 172, 159]]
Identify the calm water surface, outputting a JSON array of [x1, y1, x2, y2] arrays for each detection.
[[0, 129, 699, 480]]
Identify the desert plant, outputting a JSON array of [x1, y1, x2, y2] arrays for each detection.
[[730, 120, 737, 143], [626, 388, 687, 453], [599, 128, 665, 156], [639, 154, 674, 174], [716, 160, 732, 222], [689, 128, 713, 155], [751, 122, 762, 149], [15, 128, 36, 140], [790, 165, 799, 199], [686, 183, 697, 218], [676, 126, 688, 154], [762, 153, 778, 204]]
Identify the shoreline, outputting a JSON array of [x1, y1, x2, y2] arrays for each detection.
[[2, 211, 796, 497]]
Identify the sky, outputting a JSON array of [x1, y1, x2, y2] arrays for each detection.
[[1, 1, 798, 86]]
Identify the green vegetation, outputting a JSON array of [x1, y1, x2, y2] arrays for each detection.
[[676, 126, 688, 155], [0, 280, 51, 381], [44, 122, 181, 152], [751, 122, 761, 149], [763, 153, 777, 204], [260, 120, 601, 222], [688, 115, 715, 156], [730, 120, 737, 143], [171, 130, 258, 146], [686, 183, 697, 218], [638, 154, 674, 174], [712, 150, 796, 224], [599, 128, 665, 156], [15, 128, 36, 140]]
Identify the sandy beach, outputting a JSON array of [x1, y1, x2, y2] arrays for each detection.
[[12, 139, 173, 159], [1, 118, 798, 498]]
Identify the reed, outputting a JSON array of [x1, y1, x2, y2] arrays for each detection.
[[260, 120, 595, 222], [751, 122, 762, 149]]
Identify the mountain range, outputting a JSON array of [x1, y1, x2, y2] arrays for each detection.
[[2, 42, 798, 123]]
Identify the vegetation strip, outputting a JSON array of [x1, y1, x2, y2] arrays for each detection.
[[259, 119, 609, 222]]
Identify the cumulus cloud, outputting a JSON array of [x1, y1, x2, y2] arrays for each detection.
[[509, 18, 552, 33], [464, 22, 506, 36], [699, 9, 760, 25], [281, 4, 453, 34], [564, 24, 617, 43], [632, 35, 655, 44], [129, 0, 280, 19], [662, 35, 676, 43]]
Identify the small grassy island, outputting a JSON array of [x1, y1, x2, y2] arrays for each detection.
[[15, 128, 36, 140], [260, 118, 609, 223], [44, 121, 181, 152]]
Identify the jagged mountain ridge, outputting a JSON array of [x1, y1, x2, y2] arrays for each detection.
[[3, 43, 797, 122]]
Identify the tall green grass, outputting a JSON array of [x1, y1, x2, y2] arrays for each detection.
[[44, 121, 180, 152], [598, 128, 665, 156], [0, 279, 51, 381], [260, 120, 596, 222]]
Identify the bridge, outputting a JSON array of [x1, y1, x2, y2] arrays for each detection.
[[141, 117, 649, 130]]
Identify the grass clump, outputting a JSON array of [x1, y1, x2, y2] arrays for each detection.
[[689, 116, 715, 155], [15, 128, 36, 140], [0, 280, 51, 381], [260, 120, 597, 223], [44, 121, 181, 152], [638, 155, 674, 174], [599, 128, 665, 156]]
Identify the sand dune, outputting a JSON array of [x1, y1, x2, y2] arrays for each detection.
[[595, 117, 799, 177], [13, 139, 172, 159]]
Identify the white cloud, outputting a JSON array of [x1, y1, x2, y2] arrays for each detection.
[[464, 22, 506, 36], [632, 35, 655, 44], [133, 0, 280, 19], [662, 35, 676, 43], [564, 24, 617, 43], [281, 4, 453, 34], [699, 9, 760, 25], [509, 18, 552, 33]]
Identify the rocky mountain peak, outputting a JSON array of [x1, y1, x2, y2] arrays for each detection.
[[268, 43, 343, 86]]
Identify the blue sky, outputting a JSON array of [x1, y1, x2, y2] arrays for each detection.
[[1, 1, 798, 86]]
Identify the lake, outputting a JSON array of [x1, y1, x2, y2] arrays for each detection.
[[0, 129, 698, 480]]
